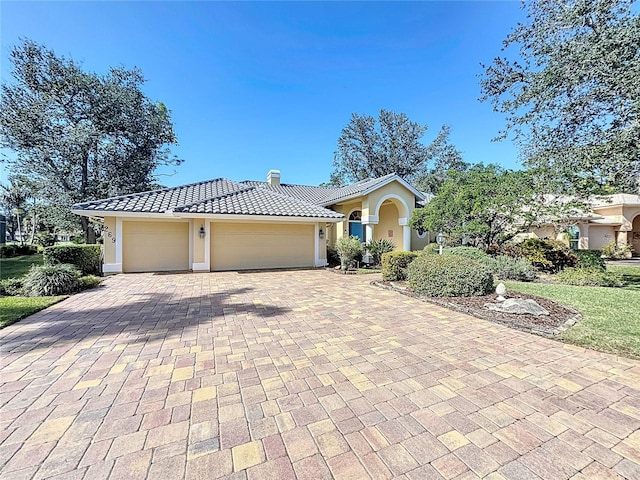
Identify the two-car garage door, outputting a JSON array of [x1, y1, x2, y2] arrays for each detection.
[[120, 221, 316, 272], [211, 223, 314, 271]]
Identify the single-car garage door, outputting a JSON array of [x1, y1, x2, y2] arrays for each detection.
[[211, 223, 314, 271], [123, 221, 189, 272]]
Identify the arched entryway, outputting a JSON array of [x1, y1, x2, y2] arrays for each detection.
[[631, 214, 640, 255], [369, 194, 411, 251]]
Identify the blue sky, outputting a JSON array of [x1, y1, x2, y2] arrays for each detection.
[[1, 1, 525, 188]]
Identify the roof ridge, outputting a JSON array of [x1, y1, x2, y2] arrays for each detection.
[[241, 180, 335, 190], [254, 184, 337, 208]]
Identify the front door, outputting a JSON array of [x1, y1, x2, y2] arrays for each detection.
[[349, 221, 364, 242], [348, 210, 364, 242]]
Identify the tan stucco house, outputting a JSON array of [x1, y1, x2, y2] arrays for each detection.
[[72, 170, 427, 273], [525, 194, 640, 255]]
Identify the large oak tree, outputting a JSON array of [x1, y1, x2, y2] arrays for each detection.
[[480, 0, 640, 194], [0, 40, 182, 242], [329, 109, 464, 190]]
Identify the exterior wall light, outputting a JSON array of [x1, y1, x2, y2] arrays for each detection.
[[319, 228, 325, 239], [199, 225, 206, 239], [436, 231, 445, 254]]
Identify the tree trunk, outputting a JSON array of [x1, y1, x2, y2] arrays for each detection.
[[81, 216, 96, 244], [29, 212, 37, 244]]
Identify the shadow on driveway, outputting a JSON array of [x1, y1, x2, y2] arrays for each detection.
[[0, 284, 291, 355]]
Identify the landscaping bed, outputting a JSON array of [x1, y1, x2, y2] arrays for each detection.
[[375, 280, 580, 337]]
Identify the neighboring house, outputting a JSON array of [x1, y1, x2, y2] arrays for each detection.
[[525, 194, 640, 255], [72, 170, 428, 273]]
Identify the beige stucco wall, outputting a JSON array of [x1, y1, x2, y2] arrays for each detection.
[[192, 219, 206, 264], [529, 226, 556, 240], [332, 200, 362, 242], [588, 225, 616, 250], [374, 202, 401, 249], [103, 216, 117, 264], [211, 222, 314, 270], [623, 206, 640, 231], [329, 180, 417, 250], [593, 205, 621, 217], [318, 223, 327, 261], [362, 181, 413, 221], [411, 231, 431, 251], [122, 221, 189, 272]]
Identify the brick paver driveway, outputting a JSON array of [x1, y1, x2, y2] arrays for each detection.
[[1, 270, 640, 479]]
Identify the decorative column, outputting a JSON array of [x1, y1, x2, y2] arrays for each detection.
[[398, 217, 411, 251], [362, 214, 378, 243], [579, 222, 589, 250], [365, 224, 375, 243]]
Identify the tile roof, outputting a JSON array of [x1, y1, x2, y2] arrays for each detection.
[[241, 172, 413, 206], [72, 172, 424, 220], [175, 187, 344, 218], [72, 178, 343, 219]]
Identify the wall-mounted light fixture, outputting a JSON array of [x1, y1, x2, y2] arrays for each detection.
[[199, 225, 206, 239], [319, 228, 325, 239]]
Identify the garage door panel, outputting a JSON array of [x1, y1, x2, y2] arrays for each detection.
[[123, 221, 189, 273], [211, 223, 314, 271]]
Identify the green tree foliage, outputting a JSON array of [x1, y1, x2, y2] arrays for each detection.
[[410, 164, 540, 247], [480, 0, 640, 194], [0, 178, 29, 242], [0, 40, 181, 242], [329, 109, 465, 188]]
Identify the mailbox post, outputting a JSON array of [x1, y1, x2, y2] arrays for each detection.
[[436, 231, 445, 255]]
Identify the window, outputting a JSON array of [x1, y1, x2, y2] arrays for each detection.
[[348, 210, 364, 242]]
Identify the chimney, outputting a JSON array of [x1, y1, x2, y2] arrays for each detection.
[[267, 169, 281, 186]]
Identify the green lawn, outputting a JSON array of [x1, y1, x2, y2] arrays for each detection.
[[608, 264, 640, 291], [0, 296, 66, 329], [0, 253, 61, 329], [506, 265, 640, 359], [0, 254, 43, 280]]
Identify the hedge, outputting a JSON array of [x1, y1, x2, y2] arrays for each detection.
[[381, 251, 420, 281], [0, 244, 39, 258], [44, 244, 102, 275], [407, 254, 494, 297]]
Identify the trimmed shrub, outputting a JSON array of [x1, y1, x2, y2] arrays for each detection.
[[600, 241, 633, 260], [0, 278, 24, 296], [0, 244, 39, 258], [485, 256, 536, 282], [556, 267, 626, 287], [423, 243, 440, 255], [574, 250, 606, 271], [407, 255, 494, 297], [486, 243, 523, 258], [44, 244, 101, 275], [22, 264, 80, 296], [336, 236, 363, 270], [78, 275, 102, 291], [445, 246, 492, 261], [381, 251, 420, 281], [519, 238, 578, 272], [366, 238, 396, 266]]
